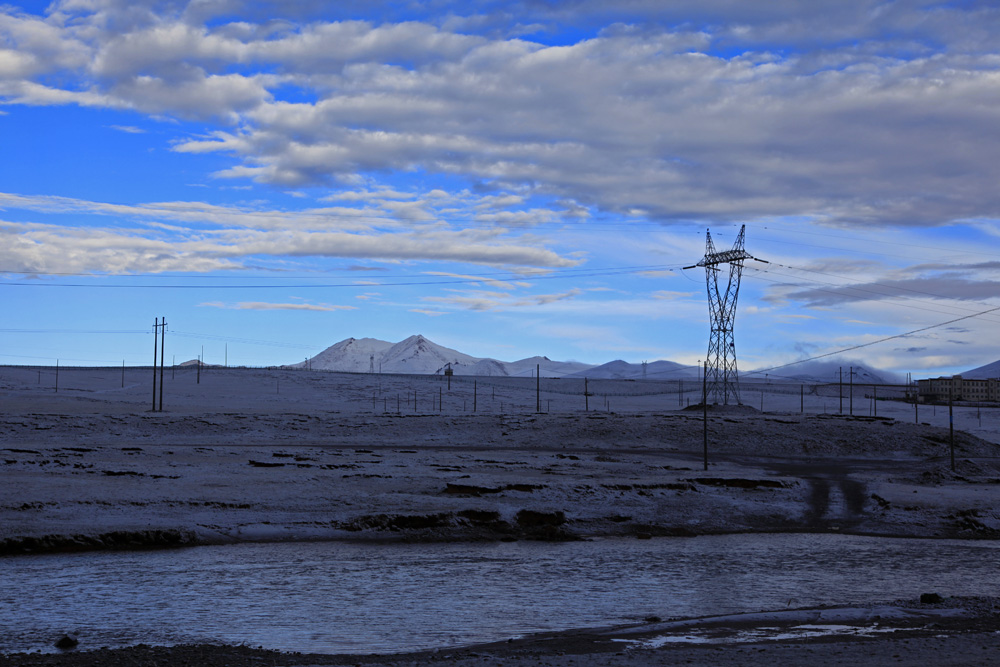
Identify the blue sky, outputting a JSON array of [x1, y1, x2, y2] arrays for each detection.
[[3, 0, 1000, 377]]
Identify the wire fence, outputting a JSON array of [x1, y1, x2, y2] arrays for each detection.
[[0, 363, 956, 415]]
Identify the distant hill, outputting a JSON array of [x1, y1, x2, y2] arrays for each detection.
[[301, 337, 394, 373], [286, 337, 902, 383], [961, 360, 1000, 379], [565, 359, 697, 380], [286, 335, 596, 377], [748, 360, 900, 385]]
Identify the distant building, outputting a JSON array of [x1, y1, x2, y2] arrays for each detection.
[[917, 375, 1000, 403]]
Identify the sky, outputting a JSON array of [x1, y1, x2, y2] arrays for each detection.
[[3, 0, 1000, 378]]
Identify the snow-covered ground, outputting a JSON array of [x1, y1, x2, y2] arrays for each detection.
[[3, 365, 1000, 554]]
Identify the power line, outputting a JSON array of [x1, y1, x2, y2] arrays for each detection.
[[170, 331, 319, 350], [743, 266, 1000, 325], [746, 304, 1000, 377], [757, 222, 1000, 260], [0, 328, 148, 334]]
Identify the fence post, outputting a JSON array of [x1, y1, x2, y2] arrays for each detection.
[[949, 387, 955, 472]]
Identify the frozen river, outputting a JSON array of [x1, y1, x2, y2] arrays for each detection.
[[3, 534, 999, 655]]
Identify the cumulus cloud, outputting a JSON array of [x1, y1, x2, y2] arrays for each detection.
[[2, 3, 1000, 227], [0, 190, 579, 272], [0, 217, 577, 273], [783, 276, 1000, 308]]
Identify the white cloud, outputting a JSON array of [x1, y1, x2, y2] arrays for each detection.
[[4, 5, 1000, 226], [422, 287, 582, 311], [109, 124, 145, 133], [199, 301, 357, 311], [652, 290, 697, 300], [0, 191, 580, 271]]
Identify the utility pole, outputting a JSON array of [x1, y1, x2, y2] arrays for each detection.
[[152, 317, 159, 411], [536, 363, 540, 413], [158, 317, 166, 411], [839, 366, 843, 414], [702, 360, 708, 471], [849, 366, 854, 416], [949, 386, 955, 472], [684, 225, 768, 406]]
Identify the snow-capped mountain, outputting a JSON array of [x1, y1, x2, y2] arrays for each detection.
[[565, 359, 696, 380], [288, 335, 596, 377], [752, 360, 898, 384], [289, 336, 901, 383], [961, 359, 1000, 379], [504, 356, 595, 378], [378, 335, 481, 374], [299, 337, 393, 373]]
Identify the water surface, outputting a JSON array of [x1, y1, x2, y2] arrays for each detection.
[[3, 534, 998, 655]]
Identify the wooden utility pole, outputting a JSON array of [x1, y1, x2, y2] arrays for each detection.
[[949, 386, 955, 472], [849, 366, 854, 416], [158, 317, 166, 412], [536, 364, 540, 413], [152, 317, 158, 411], [702, 360, 708, 471]]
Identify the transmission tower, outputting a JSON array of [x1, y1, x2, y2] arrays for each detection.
[[684, 225, 767, 406]]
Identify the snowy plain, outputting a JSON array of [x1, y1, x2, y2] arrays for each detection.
[[3, 364, 1000, 552]]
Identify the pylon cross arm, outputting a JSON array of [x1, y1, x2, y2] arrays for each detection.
[[696, 249, 755, 267]]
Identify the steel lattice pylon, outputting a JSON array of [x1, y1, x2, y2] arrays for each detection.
[[684, 225, 767, 406]]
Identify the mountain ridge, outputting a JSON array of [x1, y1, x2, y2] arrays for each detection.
[[287, 335, 903, 382]]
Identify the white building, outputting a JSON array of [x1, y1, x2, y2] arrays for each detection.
[[917, 375, 1000, 403]]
